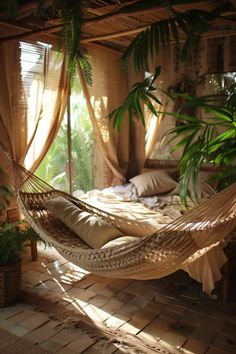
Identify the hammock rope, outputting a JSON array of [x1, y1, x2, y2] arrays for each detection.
[[2, 144, 236, 281]]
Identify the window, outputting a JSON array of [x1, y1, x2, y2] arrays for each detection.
[[20, 41, 94, 194]]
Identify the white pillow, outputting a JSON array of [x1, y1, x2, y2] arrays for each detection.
[[43, 196, 122, 248], [130, 170, 177, 197]]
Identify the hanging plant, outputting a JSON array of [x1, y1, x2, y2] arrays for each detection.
[[108, 66, 162, 131], [54, 0, 92, 83]]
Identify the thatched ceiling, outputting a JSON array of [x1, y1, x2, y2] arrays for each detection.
[[1, 0, 236, 53]]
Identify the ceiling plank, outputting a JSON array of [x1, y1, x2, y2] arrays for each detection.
[[83, 0, 204, 26]]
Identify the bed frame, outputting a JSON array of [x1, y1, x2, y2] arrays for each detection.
[[145, 159, 221, 172]]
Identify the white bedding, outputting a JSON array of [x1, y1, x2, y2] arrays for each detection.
[[75, 183, 227, 294]]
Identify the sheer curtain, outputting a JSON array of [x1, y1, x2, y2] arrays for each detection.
[[0, 36, 70, 173], [78, 46, 129, 187], [22, 44, 70, 172], [0, 28, 27, 164]]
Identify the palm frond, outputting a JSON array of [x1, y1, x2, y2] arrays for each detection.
[[165, 87, 236, 206], [121, 2, 234, 72], [108, 67, 162, 131]]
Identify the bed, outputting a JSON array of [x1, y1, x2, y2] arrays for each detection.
[[73, 161, 230, 294]]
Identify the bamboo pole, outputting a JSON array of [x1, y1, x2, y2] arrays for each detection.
[[81, 25, 148, 43], [0, 20, 123, 54]]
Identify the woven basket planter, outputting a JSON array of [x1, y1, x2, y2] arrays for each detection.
[[0, 260, 21, 307]]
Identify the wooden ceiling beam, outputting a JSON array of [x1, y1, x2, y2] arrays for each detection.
[[83, 28, 236, 43], [1, 18, 236, 46], [0, 23, 61, 42], [81, 25, 148, 43], [0, 20, 123, 54]]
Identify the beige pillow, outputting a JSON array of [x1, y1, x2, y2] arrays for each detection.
[[43, 197, 122, 248], [141, 168, 179, 181], [130, 170, 177, 197], [101, 236, 139, 248]]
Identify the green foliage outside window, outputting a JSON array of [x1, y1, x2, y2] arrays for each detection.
[[36, 78, 94, 193]]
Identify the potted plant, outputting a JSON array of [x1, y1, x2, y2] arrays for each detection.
[[0, 166, 42, 306], [0, 222, 42, 306]]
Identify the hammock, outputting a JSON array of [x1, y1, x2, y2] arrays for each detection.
[[7, 155, 236, 282]]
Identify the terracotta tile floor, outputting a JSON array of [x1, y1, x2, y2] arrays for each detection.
[[1, 244, 236, 353]]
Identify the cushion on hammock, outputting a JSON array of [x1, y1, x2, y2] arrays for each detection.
[[101, 236, 140, 248], [43, 197, 122, 248], [130, 170, 177, 197]]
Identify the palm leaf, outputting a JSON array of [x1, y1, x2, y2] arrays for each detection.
[[108, 67, 162, 130], [121, 3, 233, 72]]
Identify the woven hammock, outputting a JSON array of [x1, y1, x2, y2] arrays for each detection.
[[8, 157, 236, 281]]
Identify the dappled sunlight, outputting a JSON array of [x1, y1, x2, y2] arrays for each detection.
[[83, 304, 111, 322], [20, 42, 65, 171], [20, 244, 236, 354]]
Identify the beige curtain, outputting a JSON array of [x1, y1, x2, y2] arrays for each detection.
[[0, 28, 27, 164], [0, 35, 70, 173], [24, 50, 70, 171], [78, 46, 129, 187]]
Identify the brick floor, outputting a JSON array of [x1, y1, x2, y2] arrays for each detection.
[[0, 245, 235, 353]]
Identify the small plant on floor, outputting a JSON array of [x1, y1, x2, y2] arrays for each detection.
[[0, 165, 43, 267], [0, 165, 44, 306], [0, 222, 42, 266]]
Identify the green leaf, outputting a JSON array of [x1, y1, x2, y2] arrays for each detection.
[[146, 92, 162, 105]]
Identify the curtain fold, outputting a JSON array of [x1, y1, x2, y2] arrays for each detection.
[[24, 50, 70, 172], [78, 46, 129, 187], [0, 29, 27, 164], [0, 34, 70, 188]]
